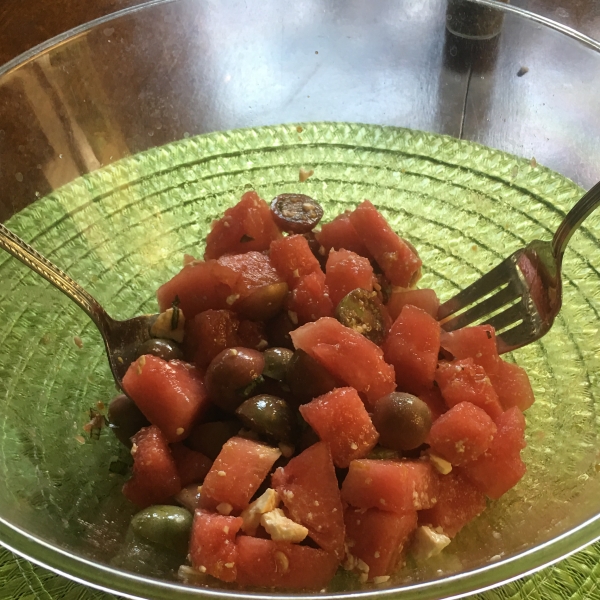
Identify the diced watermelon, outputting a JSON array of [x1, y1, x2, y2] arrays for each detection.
[[440, 325, 500, 375], [122, 426, 181, 508], [461, 407, 527, 499], [288, 271, 334, 323], [427, 402, 497, 466], [291, 318, 395, 406], [237, 319, 266, 349], [345, 507, 417, 579], [170, 443, 212, 486], [348, 200, 422, 288], [435, 359, 504, 420], [299, 388, 379, 468], [341, 459, 439, 513], [382, 305, 441, 395], [488, 360, 535, 412], [270, 235, 323, 288], [315, 212, 372, 258], [387, 288, 440, 320], [418, 471, 486, 537], [122, 356, 209, 443], [418, 387, 447, 422], [200, 437, 281, 512], [189, 509, 243, 582], [184, 309, 240, 368], [204, 191, 282, 260], [271, 442, 345, 560], [236, 536, 340, 590], [325, 249, 374, 307]]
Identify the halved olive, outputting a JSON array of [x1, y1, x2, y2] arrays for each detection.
[[335, 288, 386, 345], [131, 505, 193, 553], [372, 392, 432, 451], [108, 394, 150, 448], [270, 193, 324, 233], [204, 347, 265, 412], [287, 349, 338, 404], [134, 338, 184, 362], [366, 446, 402, 460], [236, 394, 296, 444], [186, 420, 241, 460], [236, 282, 289, 321], [263, 347, 294, 381], [265, 312, 296, 350]]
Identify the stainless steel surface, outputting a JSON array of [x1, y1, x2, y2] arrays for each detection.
[[438, 181, 600, 352], [0, 221, 154, 387]]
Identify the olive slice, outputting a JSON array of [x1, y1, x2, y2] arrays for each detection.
[[263, 347, 294, 381], [270, 193, 324, 233], [134, 338, 184, 362], [287, 349, 338, 404], [236, 394, 296, 444], [335, 288, 386, 345]]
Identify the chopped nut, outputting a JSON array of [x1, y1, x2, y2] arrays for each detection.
[[429, 454, 452, 475], [217, 470, 227, 477], [299, 167, 314, 182], [216, 502, 233, 515], [261, 508, 308, 543], [241, 488, 280, 534], [224, 562, 235, 568], [350, 442, 358, 451], [278, 442, 295, 458], [226, 293, 240, 305], [176, 427, 185, 436], [136, 354, 146, 375], [275, 551, 289, 573], [288, 311, 298, 325], [73, 336, 83, 349]]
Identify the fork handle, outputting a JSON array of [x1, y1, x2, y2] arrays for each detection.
[[0, 222, 111, 329], [552, 180, 600, 260]]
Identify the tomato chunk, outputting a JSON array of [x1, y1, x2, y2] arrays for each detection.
[[325, 248, 374, 307]]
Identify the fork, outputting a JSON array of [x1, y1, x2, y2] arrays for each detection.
[[437, 181, 600, 354], [0, 222, 157, 389]]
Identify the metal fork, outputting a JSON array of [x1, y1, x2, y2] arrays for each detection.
[[437, 181, 600, 354], [0, 222, 157, 389]]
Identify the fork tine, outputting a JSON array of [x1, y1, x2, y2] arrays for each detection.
[[483, 300, 527, 332], [440, 278, 523, 331], [437, 254, 519, 320], [496, 321, 537, 353]]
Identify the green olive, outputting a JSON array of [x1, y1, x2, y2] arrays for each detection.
[[205, 347, 265, 412], [372, 392, 432, 451], [134, 338, 184, 362], [108, 394, 150, 448], [131, 505, 193, 553], [236, 282, 289, 321], [263, 347, 294, 381], [265, 312, 296, 350], [186, 420, 241, 460], [335, 288, 386, 345], [287, 349, 338, 404], [270, 193, 324, 233], [366, 446, 402, 460], [236, 395, 296, 444]]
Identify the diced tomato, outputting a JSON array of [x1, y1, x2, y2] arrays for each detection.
[[299, 388, 379, 468], [341, 459, 439, 513], [204, 191, 282, 260], [325, 249, 374, 307], [184, 309, 240, 368], [236, 536, 339, 590], [290, 317, 396, 406], [170, 443, 212, 486], [348, 200, 422, 287], [122, 426, 181, 508], [271, 442, 345, 560], [200, 437, 281, 512], [418, 471, 486, 537], [418, 387, 447, 422], [270, 234, 323, 288], [189, 509, 243, 582], [345, 507, 417, 579], [287, 271, 334, 323], [387, 288, 440, 320], [435, 359, 504, 420], [427, 402, 497, 466], [488, 360, 535, 412], [382, 305, 440, 395], [440, 325, 500, 375], [315, 212, 372, 258], [461, 407, 527, 499], [122, 356, 209, 443]]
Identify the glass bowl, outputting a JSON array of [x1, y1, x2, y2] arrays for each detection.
[[1, 1, 600, 599]]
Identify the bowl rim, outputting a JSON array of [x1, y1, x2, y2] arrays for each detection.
[[1, 0, 600, 598]]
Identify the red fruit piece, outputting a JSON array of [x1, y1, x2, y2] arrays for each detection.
[[270, 234, 323, 288], [236, 537, 340, 590], [184, 309, 240, 368], [290, 317, 396, 406], [427, 402, 497, 466], [345, 507, 417, 580], [488, 360, 535, 412], [122, 426, 181, 508], [315, 212, 373, 258], [325, 248, 374, 307], [418, 471, 486, 537], [122, 356, 209, 443], [288, 271, 334, 323], [189, 509, 243, 582], [435, 358, 504, 420], [461, 407, 527, 499], [170, 443, 212, 486], [348, 200, 422, 287], [272, 442, 345, 560], [382, 305, 441, 395], [200, 437, 281, 512], [341, 459, 439, 513], [204, 191, 282, 260], [418, 387, 448, 422], [440, 325, 500, 375], [299, 388, 379, 468], [387, 288, 440, 320]]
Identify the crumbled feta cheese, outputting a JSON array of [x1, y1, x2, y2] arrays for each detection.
[[216, 502, 233, 516], [217, 470, 227, 477], [260, 508, 308, 543], [350, 442, 358, 451], [429, 454, 452, 475], [411, 525, 451, 561], [373, 576, 390, 584], [241, 488, 280, 535]]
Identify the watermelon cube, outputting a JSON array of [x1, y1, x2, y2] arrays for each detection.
[[427, 402, 497, 466], [488, 359, 535, 412], [315, 212, 372, 258], [439, 325, 500, 375], [287, 270, 334, 323], [170, 443, 212, 486], [387, 288, 440, 321], [325, 248, 374, 307], [184, 309, 240, 368], [299, 387, 379, 468], [270, 234, 323, 288], [418, 387, 448, 422]]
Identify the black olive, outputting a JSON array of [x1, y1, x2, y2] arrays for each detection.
[[270, 193, 324, 233], [287, 349, 338, 404], [108, 394, 150, 448], [263, 347, 294, 381], [372, 392, 432, 451], [186, 420, 242, 460], [335, 288, 386, 345], [134, 338, 184, 362], [265, 312, 296, 350], [236, 395, 297, 444]]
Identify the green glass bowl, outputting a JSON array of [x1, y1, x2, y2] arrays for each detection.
[[1, 2, 600, 600]]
